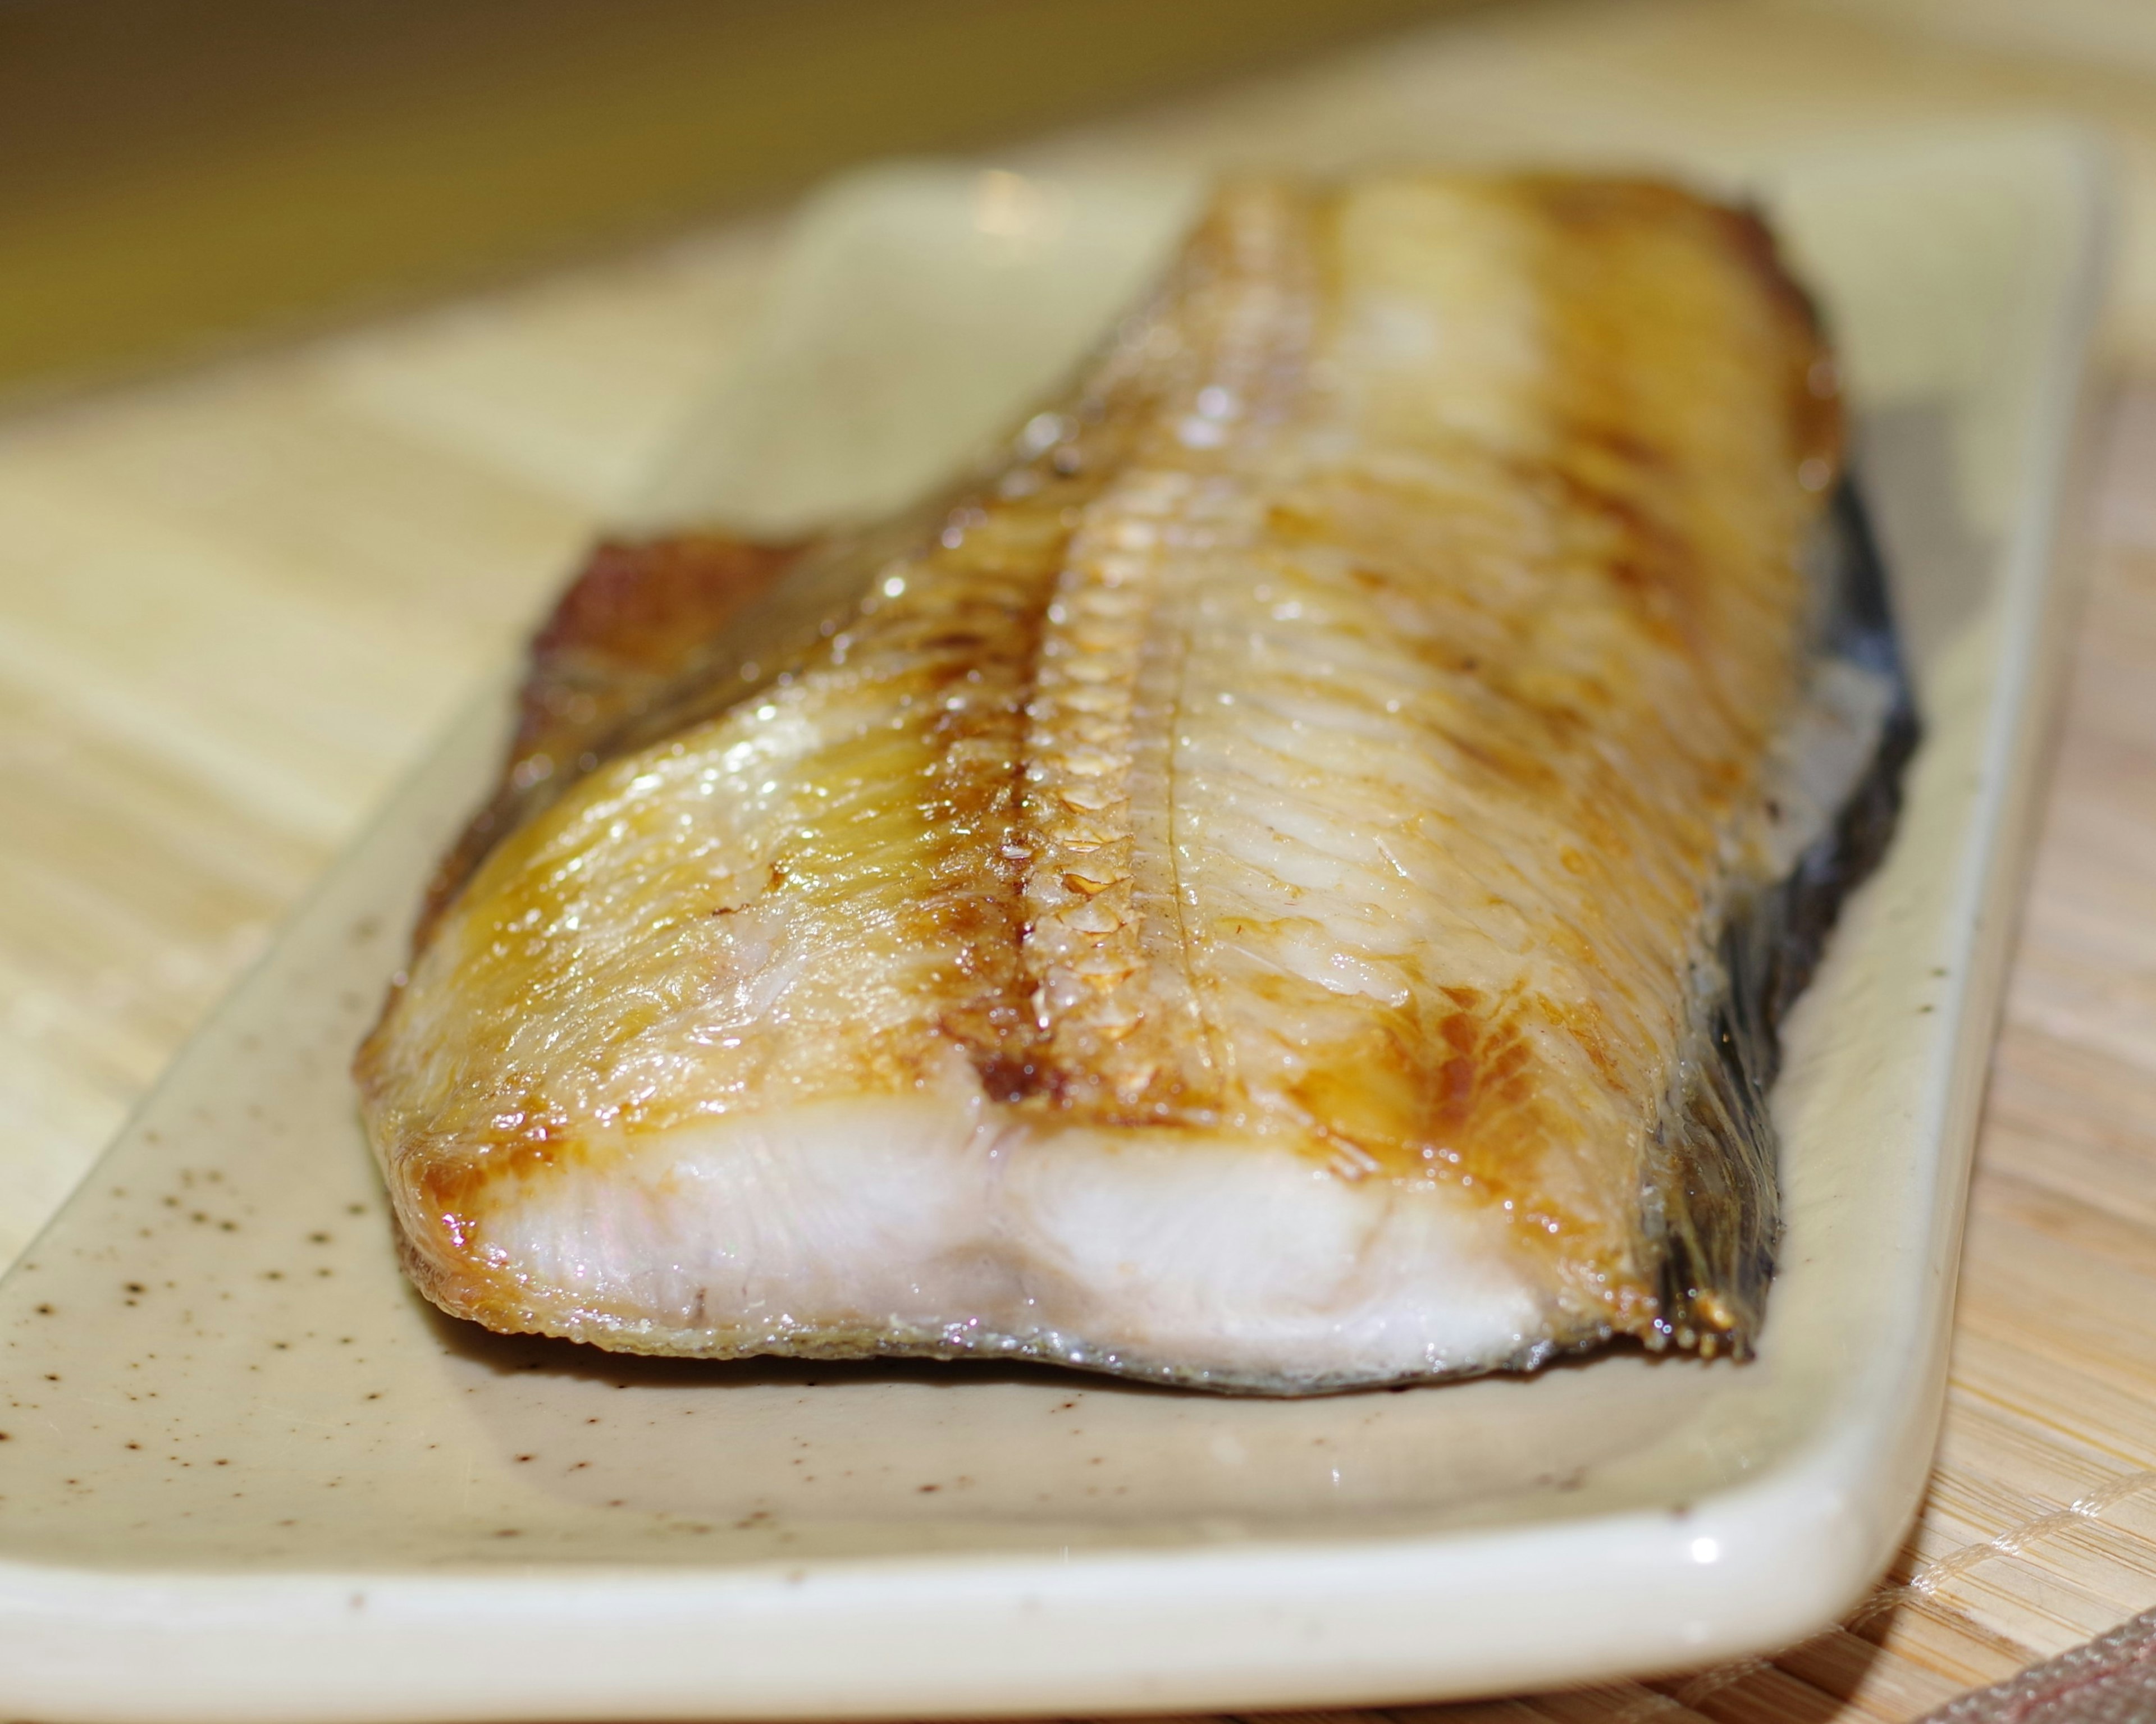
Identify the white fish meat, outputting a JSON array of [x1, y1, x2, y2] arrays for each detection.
[[357, 174, 1913, 1391]]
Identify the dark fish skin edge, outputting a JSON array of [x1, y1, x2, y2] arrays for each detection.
[[1645, 480, 1921, 1366]]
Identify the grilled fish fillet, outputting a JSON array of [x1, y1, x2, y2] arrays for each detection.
[[357, 175, 1913, 1391]]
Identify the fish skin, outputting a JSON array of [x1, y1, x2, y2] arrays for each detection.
[[412, 532, 806, 952], [357, 173, 1902, 1391]]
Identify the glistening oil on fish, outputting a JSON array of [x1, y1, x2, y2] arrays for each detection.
[[357, 173, 1916, 1393]]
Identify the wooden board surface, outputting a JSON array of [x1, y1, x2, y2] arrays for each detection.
[[2, 2, 2152, 1717]]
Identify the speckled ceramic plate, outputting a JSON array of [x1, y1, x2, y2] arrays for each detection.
[[0, 130, 2110, 1723]]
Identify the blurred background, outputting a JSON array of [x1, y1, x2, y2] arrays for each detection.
[[1, 4, 2153, 1721], [8, 0, 2154, 403], [0, 0, 1468, 403]]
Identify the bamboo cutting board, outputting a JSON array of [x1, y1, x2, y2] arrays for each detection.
[[1, 2, 2152, 1717]]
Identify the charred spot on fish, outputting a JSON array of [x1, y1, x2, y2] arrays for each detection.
[[970, 1052, 1045, 1105], [1522, 173, 1689, 234], [1572, 423, 1667, 471], [1607, 556, 1653, 597]]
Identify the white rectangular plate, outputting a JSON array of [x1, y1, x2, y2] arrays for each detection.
[[0, 127, 2110, 1722]]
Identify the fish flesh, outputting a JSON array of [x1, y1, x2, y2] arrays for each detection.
[[357, 174, 1915, 1392], [361, 176, 1913, 1388]]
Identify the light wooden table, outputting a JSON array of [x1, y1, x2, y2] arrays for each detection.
[[2, 2, 2152, 1717]]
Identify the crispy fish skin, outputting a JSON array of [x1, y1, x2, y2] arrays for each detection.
[[358, 175, 1889, 1391]]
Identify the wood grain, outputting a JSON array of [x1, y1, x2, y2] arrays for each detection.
[[1, 2, 2152, 1717]]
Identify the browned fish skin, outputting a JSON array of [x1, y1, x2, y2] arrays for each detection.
[[358, 174, 1879, 1391], [414, 534, 803, 946]]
